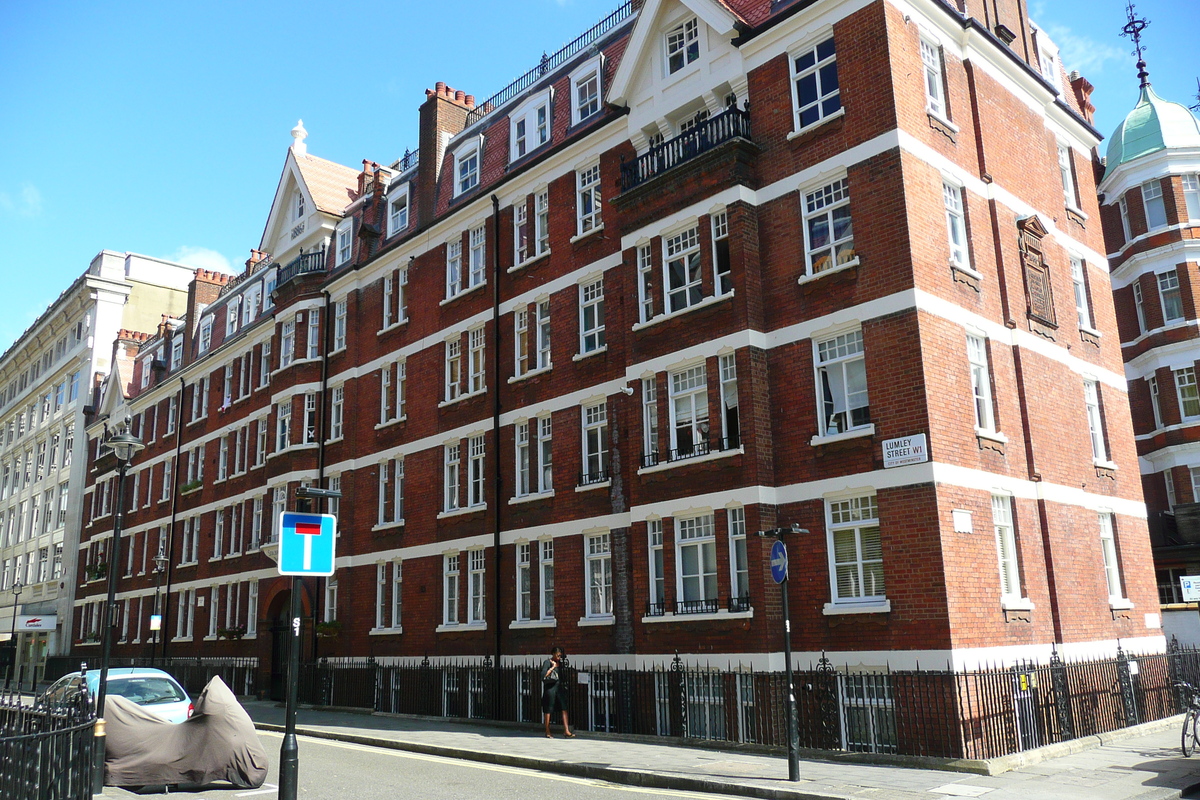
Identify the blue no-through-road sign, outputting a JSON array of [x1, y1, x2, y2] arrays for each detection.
[[278, 512, 337, 576], [770, 539, 788, 584]]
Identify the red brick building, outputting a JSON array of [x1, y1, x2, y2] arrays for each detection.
[[77, 0, 1157, 703], [1094, 55, 1200, 637]]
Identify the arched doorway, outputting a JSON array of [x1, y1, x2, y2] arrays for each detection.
[[264, 581, 312, 701]]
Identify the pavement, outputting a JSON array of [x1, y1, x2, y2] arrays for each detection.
[[241, 700, 1200, 800]]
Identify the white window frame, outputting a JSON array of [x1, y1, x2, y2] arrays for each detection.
[[536, 300, 552, 370], [664, 226, 702, 312], [1184, 174, 1200, 221], [537, 415, 553, 493], [803, 178, 854, 275], [198, 318, 213, 354], [514, 308, 529, 377], [454, 138, 482, 197], [1148, 375, 1163, 429], [446, 238, 463, 298], [1071, 256, 1093, 331], [516, 421, 532, 497], [1176, 367, 1200, 419], [1057, 143, 1077, 210], [668, 364, 708, 457], [333, 299, 347, 351], [1119, 195, 1133, 243], [648, 519, 665, 610], [729, 507, 749, 606], [387, 185, 410, 236], [665, 17, 700, 75], [1142, 179, 1167, 230], [540, 539, 555, 620], [570, 55, 603, 126], [1159, 269, 1184, 323], [306, 307, 320, 359], [966, 334, 995, 433], [827, 494, 885, 605], [280, 319, 295, 369], [992, 495, 1021, 601], [1098, 513, 1124, 603], [514, 200, 531, 265], [577, 164, 602, 235], [943, 181, 969, 269], [516, 543, 532, 621], [638, 243, 655, 322], [919, 35, 947, 120], [582, 402, 608, 484], [444, 443, 461, 512], [1083, 380, 1108, 463], [509, 91, 552, 162], [585, 532, 612, 618], [815, 329, 870, 436], [468, 549, 486, 624], [579, 277, 605, 353], [535, 190, 550, 256], [1133, 281, 1147, 332], [712, 210, 732, 296], [444, 553, 460, 625], [336, 220, 353, 266], [446, 338, 462, 402], [468, 435, 486, 507], [676, 514, 717, 607], [789, 35, 841, 132], [468, 225, 486, 288], [642, 377, 659, 461], [468, 327, 486, 393]]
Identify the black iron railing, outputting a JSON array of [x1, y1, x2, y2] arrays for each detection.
[[1, 680, 95, 800], [275, 251, 326, 287], [109, 656, 259, 696], [464, 2, 634, 128], [646, 601, 668, 617], [641, 436, 741, 468], [675, 598, 720, 615], [220, 254, 274, 297], [621, 105, 752, 191], [728, 595, 752, 613], [578, 469, 610, 487], [392, 149, 419, 173], [288, 641, 1200, 759]]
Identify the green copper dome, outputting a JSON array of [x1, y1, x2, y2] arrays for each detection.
[[1106, 86, 1200, 177]]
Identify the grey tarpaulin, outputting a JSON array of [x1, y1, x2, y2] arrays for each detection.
[[104, 675, 268, 788]]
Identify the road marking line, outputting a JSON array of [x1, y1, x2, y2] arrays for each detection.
[[235, 784, 277, 797], [285, 734, 731, 798]]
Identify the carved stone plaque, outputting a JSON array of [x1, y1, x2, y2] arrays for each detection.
[[1018, 215, 1057, 328]]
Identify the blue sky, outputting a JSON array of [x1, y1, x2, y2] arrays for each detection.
[[0, 0, 1195, 353]]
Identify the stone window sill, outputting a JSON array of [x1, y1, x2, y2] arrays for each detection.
[[797, 258, 859, 286], [577, 615, 614, 627], [822, 599, 890, 616], [632, 292, 733, 333], [371, 520, 405, 533], [375, 416, 407, 431], [437, 507, 480, 520], [787, 108, 845, 140], [510, 491, 554, 506], [638, 447, 743, 476], [641, 609, 752, 624], [570, 224, 604, 245], [575, 479, 610, 493], [573, 345, 607, 362], [436, 622, 487, 633], [369, 627, 404, 636], [439, 389, 486, 409], [377, 320, 408, 337], [509, 365, 552, 385], [1000, 596, 1034, 611], [810, 425, 874, 447], [508, 252, 550, 275], [509, 619, 557, 630], [440, 282, 487, 307]]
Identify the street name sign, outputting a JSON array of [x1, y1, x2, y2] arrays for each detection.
[[278, 512, 337, 576], [882, 434, 928, 468]]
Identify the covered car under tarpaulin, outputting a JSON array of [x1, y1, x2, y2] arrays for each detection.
[[104, 675, 268, 788]]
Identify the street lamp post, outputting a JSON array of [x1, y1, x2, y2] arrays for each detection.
[[150, 546, 168, 667], [5, 580, 23, 690], [92, 426, 144, 795]]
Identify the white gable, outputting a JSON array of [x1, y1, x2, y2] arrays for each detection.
[[609, 0, 747, 149], [259, 151, 318, 258]]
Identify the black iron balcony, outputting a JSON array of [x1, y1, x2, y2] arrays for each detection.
[[646, 600, 668, 617], [620, 105, 752, 192], [577, 468, 610, 488], [675, 598, 720, 615], [728, 595, 751, 613], [276, 251, 326, 287], [640, 435, 740, 468]]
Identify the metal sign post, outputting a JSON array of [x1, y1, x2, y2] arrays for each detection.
[[276, 486, 340, 800], [764, 529, 804, 782]]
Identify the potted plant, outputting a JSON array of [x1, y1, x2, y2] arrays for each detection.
[[217, 625, 247, 640], [180, 479, 203, 494], [315, 620, 342, 638], [85, 562, 108, 581]]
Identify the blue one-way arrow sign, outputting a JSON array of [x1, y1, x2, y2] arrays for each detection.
[[278, 512, 337, 576], [770, 539, 788, 584]]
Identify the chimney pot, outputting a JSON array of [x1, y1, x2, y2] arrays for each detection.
[[465, 95, 475, 108], [455, 90, 466, 102], [436, 81, 447, 93]]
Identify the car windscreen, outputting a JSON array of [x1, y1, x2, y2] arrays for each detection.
[[108, 677, 187, 705]]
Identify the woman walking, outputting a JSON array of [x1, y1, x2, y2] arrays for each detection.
[[541, 645, 574, 738]]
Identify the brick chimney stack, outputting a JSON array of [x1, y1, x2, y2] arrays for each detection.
[[416, 82, 474, 227], [182, 269, 230, 363]]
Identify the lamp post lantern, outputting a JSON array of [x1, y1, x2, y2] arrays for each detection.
[[150, 546, 168, 666], [92, 426, 144, 794]]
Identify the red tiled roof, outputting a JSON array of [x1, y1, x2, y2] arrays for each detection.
[[294, 152, 361, 214], [717, 0, 773, 26]]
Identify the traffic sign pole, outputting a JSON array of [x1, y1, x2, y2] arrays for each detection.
[[769, 536, 800, 782]]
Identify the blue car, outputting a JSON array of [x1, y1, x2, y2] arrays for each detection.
[[42, 667, 193, 723]]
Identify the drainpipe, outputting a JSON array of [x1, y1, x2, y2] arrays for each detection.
[[160, 376, 186, 661], [313, 289, 333, 663], [490, 194, 503, 706]]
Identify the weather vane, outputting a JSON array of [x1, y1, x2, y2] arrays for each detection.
[[1120, 1, 1151, 88]]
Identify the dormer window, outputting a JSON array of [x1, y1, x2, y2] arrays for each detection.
[[226, 298, 241, 336], [666, 18, 699, 74], [198, 318, 213, 354], [510, 91, 552, 162], [336, 220, 353, 265], [455, 138, 482, 196], [571, 55, 604, 126], [387, 185, 410, 236], [170, 337, 183, 370]]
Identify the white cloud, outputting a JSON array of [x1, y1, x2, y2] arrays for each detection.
[[0, 183, 43, 217], [1042, 23, 1127, 77], [165, 246, 237, 275]]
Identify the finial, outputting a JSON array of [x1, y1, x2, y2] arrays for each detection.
[[1191, 77, 1200, 113], [1120, 2, 1151, 89], [291, 119, 308, 156]]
